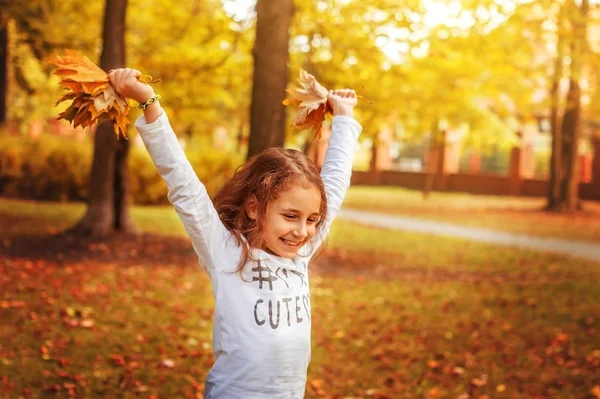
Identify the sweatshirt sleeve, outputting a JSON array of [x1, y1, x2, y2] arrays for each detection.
[[134, 111, 231, 272], [300, 115, 362, 258]]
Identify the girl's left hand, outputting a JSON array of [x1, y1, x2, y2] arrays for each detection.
[[328, 89, 357, 117]]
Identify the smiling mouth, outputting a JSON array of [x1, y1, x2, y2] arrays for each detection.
[[280, 238, 301, 248]]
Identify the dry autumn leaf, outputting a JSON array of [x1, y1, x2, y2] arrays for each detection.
[[309, 378, 324, 391], [48, 49, 158, 139], [110, 354, 126, 366], [470, 374, 488, 387], [283, 69, 332, 139]]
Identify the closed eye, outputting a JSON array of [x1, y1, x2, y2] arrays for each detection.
[[283, 214, 296, 219]]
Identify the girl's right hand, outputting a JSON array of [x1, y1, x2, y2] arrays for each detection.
[[328, 89, 357, 117], [108, 68, 155, 104]]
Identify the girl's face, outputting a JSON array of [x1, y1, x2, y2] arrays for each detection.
[[255, 185, 322, 258]]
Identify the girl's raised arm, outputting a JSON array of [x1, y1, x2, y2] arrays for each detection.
[[302, 90, 362, 257], [109, 68, 231, 272]]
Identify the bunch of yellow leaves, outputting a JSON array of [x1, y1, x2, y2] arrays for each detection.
[[283, 69, 333, 139], [48, 50, 157, 139]]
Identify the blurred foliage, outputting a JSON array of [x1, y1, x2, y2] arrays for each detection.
[[0, 128, 241, 204], [2, 0, 600, 151], [0, 129, 91, 201], [2, 0, 253, 143]]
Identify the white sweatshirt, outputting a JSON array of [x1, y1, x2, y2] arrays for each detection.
[[135, 112, 362, 399]]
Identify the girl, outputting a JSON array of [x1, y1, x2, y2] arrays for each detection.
[[108, 68, 362, 399]]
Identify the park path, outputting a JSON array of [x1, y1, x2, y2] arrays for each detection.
[[338, 208, 600, 262]]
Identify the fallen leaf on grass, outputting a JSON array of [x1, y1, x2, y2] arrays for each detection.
[[40, 345, 52, 360], [425, 387, 443, 398], [310, 378, 325, 395], [366, 388, 393, 398], [470, 374, 488, 387], [587, 350, 600, 366], [427, 359, 441, 369], [79, 319, 95, 328], [552, 332, 569, 344], [134, 384, 149, 393], [110, 354, 126, 366], [1, 300, 25, 308]]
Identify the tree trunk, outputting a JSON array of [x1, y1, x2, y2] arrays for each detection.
[[547, 0, 588, 213], [559, 70, 581, 211], [423, 121, 443, 200], [69, 0, 133, 236], [0, 18, 8, 126], [547, 12, 564, 210], [246, 0, 294, 160]]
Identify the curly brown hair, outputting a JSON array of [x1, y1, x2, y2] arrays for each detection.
[[213, 147, 327, 272]]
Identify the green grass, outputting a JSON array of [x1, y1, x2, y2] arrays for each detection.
[[1, 196, 597, 280], [344, 186, 600, 243], [4, 186, 600, 243], [326, 220, 599, 280], [1, 197, 600, 398], [0, 198, 185, 238]]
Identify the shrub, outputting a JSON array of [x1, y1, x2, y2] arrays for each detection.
[[0, 132, 241, 204], [0, 134, 91, 201]]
